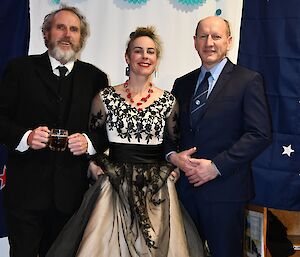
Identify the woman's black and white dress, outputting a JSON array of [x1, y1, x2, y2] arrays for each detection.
[[46, 87, 204, 257]]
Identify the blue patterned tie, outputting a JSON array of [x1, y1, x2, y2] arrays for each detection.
[[190, 71, 211, 124]]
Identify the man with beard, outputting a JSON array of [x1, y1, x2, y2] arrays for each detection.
[[0, 5, 108, 257]]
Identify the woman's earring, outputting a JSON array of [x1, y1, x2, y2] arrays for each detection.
[[125, 66, 130, 76]]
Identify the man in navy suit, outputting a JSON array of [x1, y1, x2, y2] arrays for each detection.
[[0, 5, 108, 257], [168, 16, 272, 257]]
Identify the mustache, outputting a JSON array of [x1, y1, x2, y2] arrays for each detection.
[[57, 37, 73, 46]]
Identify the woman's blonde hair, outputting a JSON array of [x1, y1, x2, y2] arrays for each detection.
[[125, 26, 162, 59]]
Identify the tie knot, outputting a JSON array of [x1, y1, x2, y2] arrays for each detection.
[[203, 71, 211, 81], [57, 66, 68, 77]]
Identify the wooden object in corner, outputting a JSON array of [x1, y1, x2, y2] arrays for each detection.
[[245, 205, 300, 257], [268, 208, 300, 256]]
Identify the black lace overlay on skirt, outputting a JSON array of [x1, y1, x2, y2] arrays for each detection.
[[94, 143, 174, 249]]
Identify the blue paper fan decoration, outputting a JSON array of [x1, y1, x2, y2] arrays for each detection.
[[124, 0, 148, 4], [123, 0, 206, 5], [177, 0, 206, 5]]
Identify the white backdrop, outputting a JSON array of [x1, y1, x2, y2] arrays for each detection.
[[1, 0, 243, 256], [29, 0, 243, 89]]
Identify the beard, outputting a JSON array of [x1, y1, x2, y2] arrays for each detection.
[[48, 37, 82, 64]]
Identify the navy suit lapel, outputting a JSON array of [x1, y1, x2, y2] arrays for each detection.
[[187, 70, 200, 105], [206, 60, 234, 106], [183, 69, 200, 127], [195, 60, 235, 123]]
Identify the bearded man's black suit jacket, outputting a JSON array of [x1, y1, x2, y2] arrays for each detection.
[[0, 52, 108, 214]]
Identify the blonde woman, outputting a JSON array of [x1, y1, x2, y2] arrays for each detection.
[[47, 26, 203, 257]]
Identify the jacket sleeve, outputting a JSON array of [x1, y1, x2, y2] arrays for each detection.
[[212, 72, 272, 178], [0, 60, 29, 149]]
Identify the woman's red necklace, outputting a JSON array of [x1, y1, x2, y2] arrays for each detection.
[[123, 80, 154, 111]]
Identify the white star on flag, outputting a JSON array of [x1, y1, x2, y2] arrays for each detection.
[[282, 144, 295, 157]]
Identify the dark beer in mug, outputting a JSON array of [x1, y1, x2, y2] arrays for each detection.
[[49, 129, 68, 151]]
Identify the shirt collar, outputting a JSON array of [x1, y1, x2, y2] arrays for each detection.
[[48, 52, 75, 76], [201, 58, 228, 81]]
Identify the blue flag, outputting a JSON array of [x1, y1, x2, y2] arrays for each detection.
[[238, 0, 300, 210], [0, 0, 30, 237]]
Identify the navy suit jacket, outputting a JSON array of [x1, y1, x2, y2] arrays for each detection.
[[0, 52, 108, 213], [171, 59, 272, 203]]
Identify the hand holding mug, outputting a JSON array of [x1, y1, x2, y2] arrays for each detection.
[[68, 133, 88, 156], [27, 126, 50, 150]]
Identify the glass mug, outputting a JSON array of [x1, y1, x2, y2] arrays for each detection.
[[48, 129, 68, 151]]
